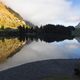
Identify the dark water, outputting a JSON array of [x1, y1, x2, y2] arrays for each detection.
[[0, 35, 80, 71]]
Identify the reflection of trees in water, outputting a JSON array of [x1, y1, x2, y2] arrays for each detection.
[[0, 33, 75, 43], [75, 37, 80, 43], [0, 24, 75, 43], [0, 24, 76, 62], [3, 34, 74, 43], [0, 35, 78, 63], [0, 33, 76, 63], [38, 34, 74, 43], [16, 24, 75, 43], [0, 32, 75, 43]]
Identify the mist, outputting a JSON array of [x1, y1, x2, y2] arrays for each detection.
[[2, 0, 80, 26]]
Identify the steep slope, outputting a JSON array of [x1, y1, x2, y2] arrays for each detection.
[[75, 23, 80, 28], [0, 2, 31, 62], [72, 23, 80, 36], [0, 2, 28, 29]]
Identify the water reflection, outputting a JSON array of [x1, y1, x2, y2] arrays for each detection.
[[0, 35, 74, 62], [0, 37, 26, 62], [18, 34, 74, 43], [0, 35, 80, 71]]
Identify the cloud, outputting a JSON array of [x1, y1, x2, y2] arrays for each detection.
[[28, 40, 80, 59], [2, 0, 80, 26]]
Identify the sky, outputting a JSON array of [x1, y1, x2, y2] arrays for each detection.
[[1, 0, 80, 26], [70, 0, 80, 6]]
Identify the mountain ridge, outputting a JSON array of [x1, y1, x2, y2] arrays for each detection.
[[75, 23, 80, 28], [0, 2, 28, 29]]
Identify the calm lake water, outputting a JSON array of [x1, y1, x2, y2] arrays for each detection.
[[0, 37, 80, 71]]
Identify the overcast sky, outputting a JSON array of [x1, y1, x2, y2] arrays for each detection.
[[2, 0, 80, 26]]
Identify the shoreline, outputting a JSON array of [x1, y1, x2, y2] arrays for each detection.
[[0, 59, 80, 80]]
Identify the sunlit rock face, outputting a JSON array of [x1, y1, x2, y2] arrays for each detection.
[[0, 2, 26, 29], [0, 38, 25, 62]]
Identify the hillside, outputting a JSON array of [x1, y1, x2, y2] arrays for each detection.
[[0, 2, 29, 29], [0, 2, 31, 62], [75, 23, 80, 28], [72, 23, 80, 36]]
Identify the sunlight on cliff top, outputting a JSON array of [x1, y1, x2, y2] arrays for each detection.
[[0, 2, 29, 29]]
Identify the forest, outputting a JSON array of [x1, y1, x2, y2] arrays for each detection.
[[0, 24, 75, 42]]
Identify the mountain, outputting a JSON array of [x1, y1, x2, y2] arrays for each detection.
[[75, 23, 80, 28], [25, 20, 36, 28], [72, 23, 80, 36], [0, 2, 31, 62], [0, 2, 29, 29]]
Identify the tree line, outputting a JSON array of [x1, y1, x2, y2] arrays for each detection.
[[0, 24, 75, 43], [17, 24, 75, 36], [0, 24, 75, 37]]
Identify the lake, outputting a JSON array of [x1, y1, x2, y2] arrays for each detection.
[[0, 36, 80, 71]]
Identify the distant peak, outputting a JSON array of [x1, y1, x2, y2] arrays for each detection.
[[75, 23, 80, 28]]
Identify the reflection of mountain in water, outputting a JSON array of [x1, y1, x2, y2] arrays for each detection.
[[75, 37, 80, 43], [0, 34, 75, 63], [0, 38, 25, 62]]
